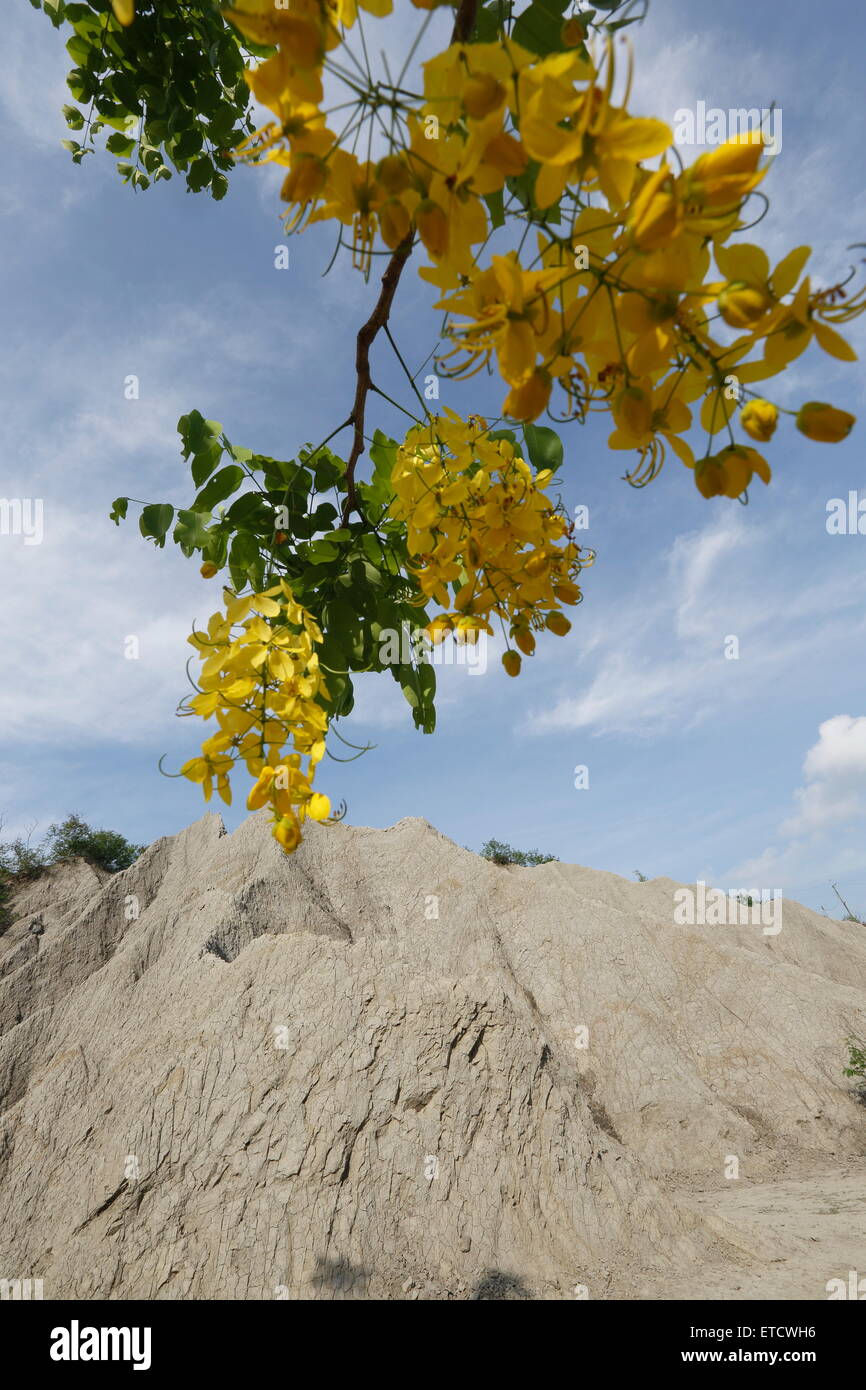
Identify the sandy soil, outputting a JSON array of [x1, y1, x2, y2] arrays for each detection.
[[650, 1161, 866, 1300]]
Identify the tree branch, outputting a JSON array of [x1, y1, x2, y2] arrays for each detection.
[[341, 234, 414, 524], [451, 0, 480, 43], [340, 0, 480, 524]]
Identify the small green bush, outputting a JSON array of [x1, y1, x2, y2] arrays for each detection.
[[0, 814, 144, 930], [480, 838, 558, 868], [843, 1039, 866, 1088], [43, 814, 144, 874]]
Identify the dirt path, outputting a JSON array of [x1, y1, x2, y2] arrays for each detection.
[[654, 1163, 866, 1300]]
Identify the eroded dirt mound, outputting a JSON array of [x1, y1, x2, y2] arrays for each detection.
[[0, 813, 863, 1299]]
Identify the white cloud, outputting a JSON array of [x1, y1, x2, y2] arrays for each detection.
[[0, 506, 203, 746], [781, 714, 866, 835], [726, 716, 866, 892], [0, 2, 72, 151], [531, 508, 866, 739]]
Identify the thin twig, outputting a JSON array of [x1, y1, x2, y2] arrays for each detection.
[[339, 0, 479, 524]]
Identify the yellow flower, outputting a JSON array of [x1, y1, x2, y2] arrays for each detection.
[[392, 413, 590, 670], [681, 134, 765, 215], [111, 0, 134, 24], [438, 253, 564, 388], [463, 72, 507, 121], [182, 583, 335, 854], [272, 814, 301, 853], [200, 561, 219, 578], [503, 369, 552, 422], [523, 42, 671, 209], [180, 753, 233, 806], [224, 4, 323, 64], [415, 199, 449, 259], [740, 399, 778, 442], [607, 378, 695, 476], [626, 165, 682, 251], [795, 403, 855, 443], [694, 445, 771, 499]]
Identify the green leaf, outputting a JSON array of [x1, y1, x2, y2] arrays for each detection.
[[194, 465, 246, 511], [172, 509, 212, 555], [512, 0, 570, 55], [139, 503, 175, 548], [229, 444, 254, 464], [398, 663, 436, 733], [472, 0, 510, 41], [179, 409, 221, 458], [228, 532, 264, 590], [306, 538, 341, 563], [188, 155, 214, 192], [483, 187, 505, 230], [65, 34, 91, 64], [191, 443, 223, 488], [62, 104, 85, 129], [172, 127, 203, 160], [312, 502, 338, 528], [225, 492, 269, 525], [523, 422, 564, 473], [362, 429, 397, 510], [106, 132, 136, 157], [109, 496, 129, 525]]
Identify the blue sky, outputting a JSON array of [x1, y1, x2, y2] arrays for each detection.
[[2, 0, 865, 914]]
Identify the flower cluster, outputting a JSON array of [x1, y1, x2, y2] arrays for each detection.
[[180, 581, 332, 852], [390, 411, 592, 675], [229, 3, 863, 495], [438, 141, 864, 488]]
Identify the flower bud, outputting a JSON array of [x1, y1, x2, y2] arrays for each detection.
[[694, 456, 724, 498], [502, 650, 522, 677], [627, 167, 682, 251], [545, 611, 572, 636], [740, 398, 778, 442], [273, 814, 301, 853], [376, 154, 410, 195], [200, 561, 218, 578], [718, 281, 770, 328], [560, 17, 585, 46], [795, 401, 855, 443]]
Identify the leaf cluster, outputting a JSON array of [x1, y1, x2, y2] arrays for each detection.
[[32, 0, 262, 196]]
